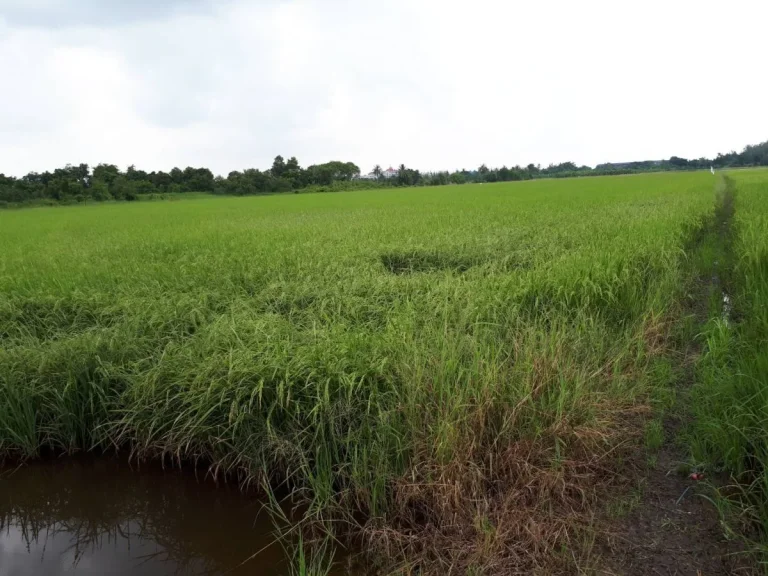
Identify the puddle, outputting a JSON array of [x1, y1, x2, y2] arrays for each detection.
[[722, 292, 732, 324], [0, 458, 292, 575]]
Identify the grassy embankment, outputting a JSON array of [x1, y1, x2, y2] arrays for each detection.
[[0, 172, 725, 572], [688, 169, 768, 565]]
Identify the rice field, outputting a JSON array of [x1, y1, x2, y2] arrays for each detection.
[[0, 170, 745, 572]]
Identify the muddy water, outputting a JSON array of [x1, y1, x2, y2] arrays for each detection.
[[0, 458, 292, 575]]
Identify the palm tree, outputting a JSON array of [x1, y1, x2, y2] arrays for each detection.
[[397, 164, 408, 185], [372, 165, 382, 179]]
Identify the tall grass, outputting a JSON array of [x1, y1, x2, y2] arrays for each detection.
[[0, 172, 719, 571], [688, 169, 768, 562]]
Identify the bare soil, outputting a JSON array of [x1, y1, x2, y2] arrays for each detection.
[[600, 392, 749, 575]]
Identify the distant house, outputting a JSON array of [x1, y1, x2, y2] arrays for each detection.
[[358, 166, 399, 180]]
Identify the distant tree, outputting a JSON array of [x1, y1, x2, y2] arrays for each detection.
[[271, 155, 286, 178], [690, 157, 709, 169], [93, 164, 120, 186], [305, 161, 360, 185], [285, 156, 300, 173], [110, 176, 130, 200], [428, 171, 449, 186], [373, 165, 383, 179], [738, 141, 768, 165], [151, 171, 173, 192], [396, 164, 408, 186], [89, 179, 111, 200], [284, 157, 302, 188], [132, 180, 155, 196], [181, 167, 215, 192], [126, 164, 148, 181], [73, 163, 89, 186], [668, 156, 689, 169], [395, 164, 422, 186]]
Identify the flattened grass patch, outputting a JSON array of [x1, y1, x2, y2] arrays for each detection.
[[380, 250, 478, 274]]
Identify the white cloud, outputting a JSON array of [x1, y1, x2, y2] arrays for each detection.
[[0, 0, 766, 177], [0, 0, 215, 27]]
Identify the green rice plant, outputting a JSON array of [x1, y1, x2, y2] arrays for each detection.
[[288, 534, 335, 576], [0, 170, 727, 572]]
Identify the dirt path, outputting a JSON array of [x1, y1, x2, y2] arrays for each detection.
[[600, 385, 745, 575], [600, 178, 751, 576]]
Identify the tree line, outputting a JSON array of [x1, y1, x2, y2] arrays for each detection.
[[0, 156, 363, 206], [0, 164, 216, 205], [1, 140, 767, 207]]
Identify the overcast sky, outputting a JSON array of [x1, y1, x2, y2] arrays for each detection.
[[1, 0, 766, 176]]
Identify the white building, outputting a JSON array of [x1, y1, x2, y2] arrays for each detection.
[[358, 166, 399, 180]]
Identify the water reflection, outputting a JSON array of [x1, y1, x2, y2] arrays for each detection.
[[0, 458, 287, 575]]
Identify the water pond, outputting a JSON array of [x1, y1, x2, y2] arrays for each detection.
[[0, 458, 293, 575]]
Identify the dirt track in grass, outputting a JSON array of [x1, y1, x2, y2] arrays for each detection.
[[600, 178, 752, 575]]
